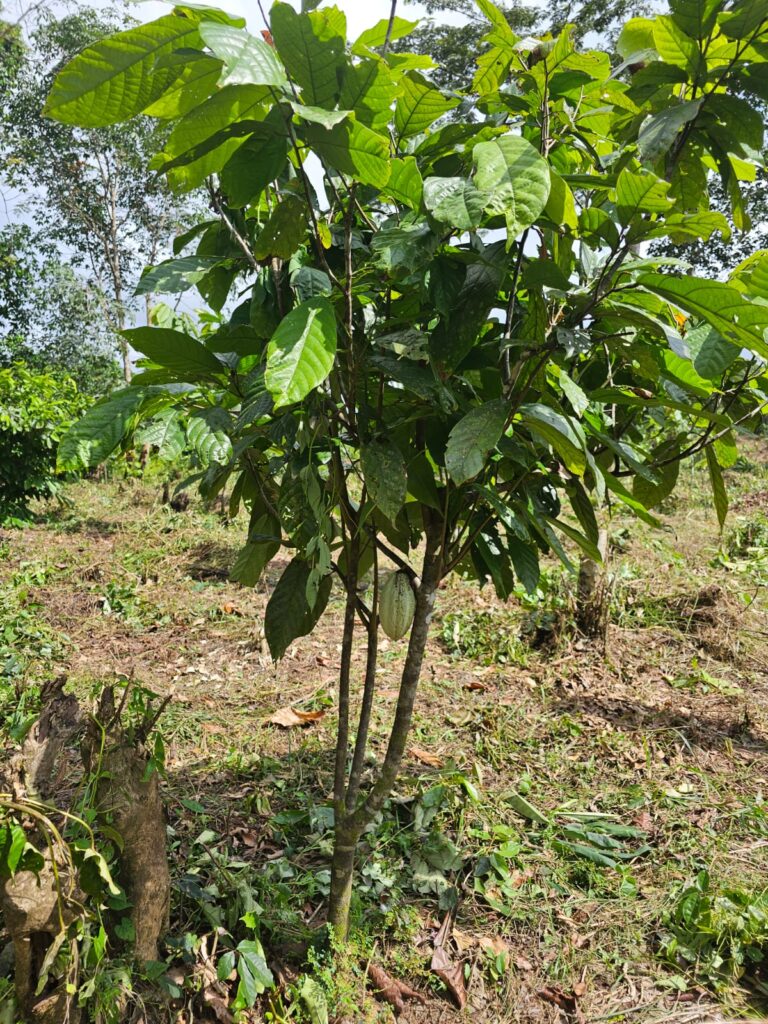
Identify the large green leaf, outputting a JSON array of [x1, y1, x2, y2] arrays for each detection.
[[220, 132, 289, 206], [472, 135, 551, 239], [123, 327, 224, 379], [384, 157, 424, 209], [638, 274, 768, 356], [136, 409, 186, 461], [669, 0, 720, 39], [156, 84, 271, 191], [200, 22, 287, 88], [253, 196, 308, 260], [637, 100, 702, 162], [353, 16, 418, 53], [187, 408, 233, 465], [44, 15, 200, 126], [271, 2, 345, 108], [57, 389, 156, 471], [615, 169, 674, 223], [445, 400, 508, 485], [423, 177, 485, 229], [265, 297, 337, 408], [395, 71, 459, 138], [302, 120, 391, 188], [720, 0, 768, 40], [705, 446, 728, 531], [652, 15, 698, 69], [135, 256, 229, 295], [361, 440, 407, 522], [633, 441, 680, 509], [265, 558, 332, 660], [142, 53, 222, 119], [520, 403, 586, 475], [507, 536, 540, 595], [339, 57, 398, 131], [230, 513, 281, 587], [686, 323, 739, 379]]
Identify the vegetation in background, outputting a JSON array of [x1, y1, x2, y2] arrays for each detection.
[[0, 3, 198, 382], [0, 224, 121, 395], [0, 363, 88, 522]]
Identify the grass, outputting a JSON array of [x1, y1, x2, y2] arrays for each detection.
[[1, 445, 768, 1023]]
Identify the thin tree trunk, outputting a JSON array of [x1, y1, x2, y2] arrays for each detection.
[[576, 527, 609, 640], [327, 519, 442, 940], [327, 824, 358, 939]]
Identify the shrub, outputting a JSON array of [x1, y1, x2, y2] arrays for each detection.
[[0, 362, 89, 521]]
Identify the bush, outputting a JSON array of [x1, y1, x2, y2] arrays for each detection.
[[0, 362, 89, 521]]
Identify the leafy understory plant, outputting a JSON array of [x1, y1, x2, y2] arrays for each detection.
[[49, 0, 768, 939]]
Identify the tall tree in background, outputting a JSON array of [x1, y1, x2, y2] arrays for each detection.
[[545, 0, 655, 44], [398, 0, 539, 89], [0, 4, 194, 383], [0, 224, 120, 395]]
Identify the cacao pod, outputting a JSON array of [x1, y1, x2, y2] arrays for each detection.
[[379, 570, 416, 640]]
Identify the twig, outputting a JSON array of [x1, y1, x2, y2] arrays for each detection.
[[381, 0, 398, 56]]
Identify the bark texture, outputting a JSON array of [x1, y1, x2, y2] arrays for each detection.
[[576, 528, 609, 641], [82, 687, 171, 962], [0, 678, 83, 1023]]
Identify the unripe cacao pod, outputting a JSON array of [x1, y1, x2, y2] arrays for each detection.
[[379, 570, 416, 640]]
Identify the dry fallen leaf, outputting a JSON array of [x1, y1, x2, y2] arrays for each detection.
[[368, 963, 426, 1016], [538, 985, 585, 1023], [476, 934, 510, 957], [431, 914, 467, 1010], [463, 680, 487, 692], [409, 746, 444, 768], [266, 707, 326, 728]]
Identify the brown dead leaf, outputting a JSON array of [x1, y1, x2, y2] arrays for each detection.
[[634, 810, 653, 832], [265, 707, 326, 728], [476, 934, 510, 957], [202, 987, 233, 1023], [368, 963, 426, 1016], [538, 985, 584, 1023], [463, 680, 487, 692], [409, 746, 444, 768], [431, 914, 467, 1010]]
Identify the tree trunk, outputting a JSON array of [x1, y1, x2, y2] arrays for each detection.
[[327, 826, 358, 941], [327, 522, 442, 940], [82, 688, 170, 962], [119, 335, 132, 384], [576, 528, 609, 640]]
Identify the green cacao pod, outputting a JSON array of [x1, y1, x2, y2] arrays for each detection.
[[379, 570, 416, 640]]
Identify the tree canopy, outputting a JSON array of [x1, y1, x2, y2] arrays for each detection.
[[47, 0, 768, 940]]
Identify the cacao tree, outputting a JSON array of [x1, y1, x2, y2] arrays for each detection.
[[49, 0, 768, 940]]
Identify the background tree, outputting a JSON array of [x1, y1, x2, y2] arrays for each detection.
[[0, 224, 120, 394], [0, 3, 197, 382], [397, 0, 539, 88], [49, 0, 768, 946]]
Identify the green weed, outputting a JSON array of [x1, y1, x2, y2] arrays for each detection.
[[660, 871, 768, 997], [441, 609, 527, 666]]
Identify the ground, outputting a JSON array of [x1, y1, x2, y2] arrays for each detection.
[[1, 444, 767, 1024]]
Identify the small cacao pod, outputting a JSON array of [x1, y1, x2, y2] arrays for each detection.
[[379, 570, 416, 640]]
